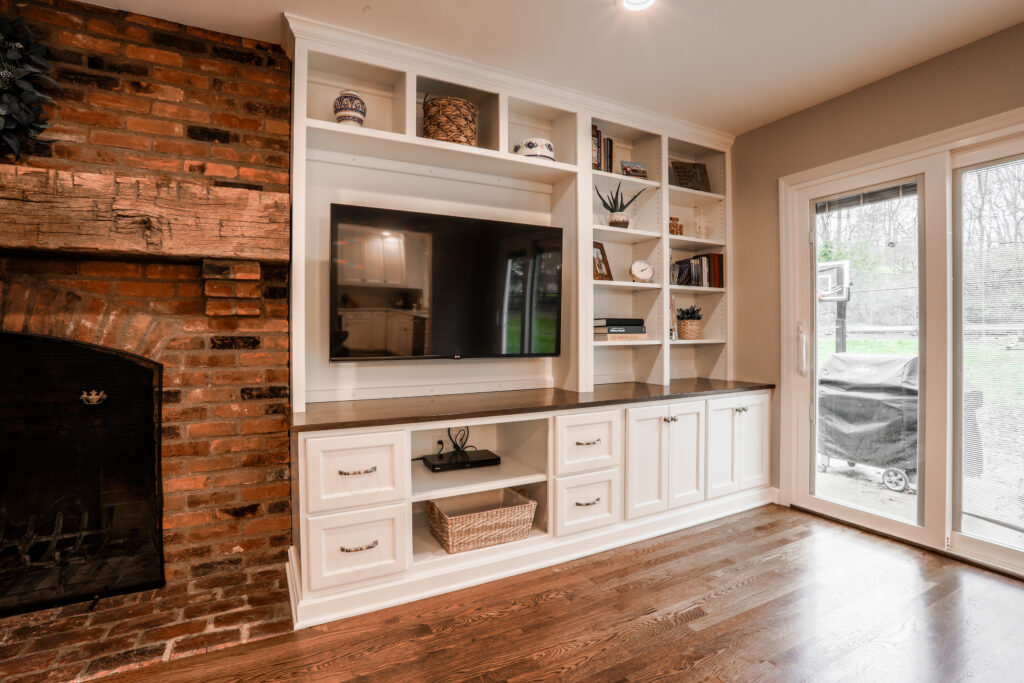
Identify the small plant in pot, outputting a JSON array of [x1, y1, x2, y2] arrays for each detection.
[[596, 182, 644, 228], [676, 305, 702, 340]]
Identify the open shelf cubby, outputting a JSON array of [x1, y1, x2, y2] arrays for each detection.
[[408, 419, 548, 503], [416, 76, 501, 151], [593, 176, 661, 234], [508, 97, 577, 164], [306, 51, 407, 134], [592, 118, 662, 183]]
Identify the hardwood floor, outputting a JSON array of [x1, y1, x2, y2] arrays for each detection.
[[110, 505, 1024, 682]]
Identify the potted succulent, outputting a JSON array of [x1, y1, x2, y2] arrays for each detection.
[[596, 182, 644, 228], [676, 305, 702, 340]]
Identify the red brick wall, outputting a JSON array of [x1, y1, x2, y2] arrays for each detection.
[[0, 0, 291, 193], [0, 255, 292, 680]]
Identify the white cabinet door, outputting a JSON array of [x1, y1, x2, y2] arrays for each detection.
[[554, 409, 623, 476], [625, 404, 669, 519], [382, 235, 406, 285], [668, 400, 705, 508], [385, 311, 400, 354], [303, 430, 410, 513], [307, 502, 409, 591], [706, 396, 741, 499], [553, 468, 621, 536], [738, 392, 771, 490], [341, 311, 373, 350], [362, 234, 384, 283]]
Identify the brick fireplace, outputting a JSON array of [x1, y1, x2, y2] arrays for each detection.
[[0, 0, 294, 679]]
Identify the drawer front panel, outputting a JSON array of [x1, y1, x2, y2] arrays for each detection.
[[554, 410, 623, 476], [307, 503, 409, 591], [554, 469, 621, 536], [304, 431, 410, 514]]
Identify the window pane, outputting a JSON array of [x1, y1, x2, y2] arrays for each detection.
[[959, 156, 1024, 551]]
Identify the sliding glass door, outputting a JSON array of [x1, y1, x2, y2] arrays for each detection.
[[954, 152, 1024, 566]]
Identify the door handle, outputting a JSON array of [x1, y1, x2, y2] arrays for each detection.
[[575, 438, 602, 446], [338, 465, 377, 476], [575, 498, 601, 507], [798, 322, 809, 376], [340, 540, 378, 553]]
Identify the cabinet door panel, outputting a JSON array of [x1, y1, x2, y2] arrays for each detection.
[[554, 410, 623, 476], [625, 405, 669, 519], [738, 393, 771, 490], [668, 400, 705, 508], [554, 469, 621, 536], [307, 503, 409, 591], [706, 398, 740, 499], [304, 430, 410, 513]]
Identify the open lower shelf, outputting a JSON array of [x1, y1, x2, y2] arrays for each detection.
[[594, 339, 660, 347], [306, 118, 578, 184], [412, 515, 549, 566], [668, 234, 726, 250], [668, 184, 725, 208], [671, 338, 726, 345], [594, 280, 661, 290], [670, 285, 725, 294], [593, 224, 661, 244], [410, 458, 547, 502]]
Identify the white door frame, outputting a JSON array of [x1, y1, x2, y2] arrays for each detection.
[[778, 106, 1024, 554]]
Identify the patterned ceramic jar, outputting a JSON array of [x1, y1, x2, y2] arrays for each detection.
[[513, 137, 555, 161], [333, 90, 366, 126]]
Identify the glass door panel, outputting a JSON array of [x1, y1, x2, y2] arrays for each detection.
[[957, 155, 1024, 552], [812, 181, 921, 524]]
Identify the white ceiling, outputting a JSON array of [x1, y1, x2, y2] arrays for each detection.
[[88, 0, 1024, 135]]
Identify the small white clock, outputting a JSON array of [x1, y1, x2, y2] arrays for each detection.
[[630, 259, 654, 282]]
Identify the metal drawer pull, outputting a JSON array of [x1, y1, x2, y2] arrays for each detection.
[[340, 540, 378, 553], [735, 406, 748, 414], [662, 416, 679, 423], [338, 465, 377, 476], [575, 438, 602, 446], [575, 497, 602, 507]]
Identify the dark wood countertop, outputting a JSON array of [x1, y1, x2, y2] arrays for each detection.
[[291, 378, 774, 432]]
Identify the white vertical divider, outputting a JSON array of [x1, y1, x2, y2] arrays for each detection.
[[496, 92, 510, 154], [658, 134, 671, 386], [290, 42, 309, 413], [403, 71, 417, 137], [578, 113, 596, 393]]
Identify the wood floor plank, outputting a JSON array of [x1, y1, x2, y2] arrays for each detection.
[[107, 505, 1024, 683]]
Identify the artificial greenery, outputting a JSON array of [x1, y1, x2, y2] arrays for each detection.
[[676, 305, 702, 321], [0, 16, 58, 158], [595, 182, 644, 213]]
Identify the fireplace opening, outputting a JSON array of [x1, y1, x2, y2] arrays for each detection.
[[0, 332, 164, 617]]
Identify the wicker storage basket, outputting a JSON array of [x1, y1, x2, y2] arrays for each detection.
[[677, 319, 702, 340], [425, 488, 537, 554], [422, 93, 478, 146]]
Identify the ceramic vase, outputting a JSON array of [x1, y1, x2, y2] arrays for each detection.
[[334, 89, 366, 126], [609, 212, 629, 228], [513, 137, 555, 161]]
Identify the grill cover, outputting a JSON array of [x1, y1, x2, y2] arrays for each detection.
[[817, 354, 919, 471]]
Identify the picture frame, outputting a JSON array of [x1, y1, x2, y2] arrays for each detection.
[[669, 161, 711, 192], [620, 160, 648, 179], [593, 242, 613, 281]]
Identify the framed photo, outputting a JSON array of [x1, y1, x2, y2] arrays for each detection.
[[593, 242, 613, 281], [620, 160, 648, 179], [669, 161, 711, 192]]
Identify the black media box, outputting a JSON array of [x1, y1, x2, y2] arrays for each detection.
[[422, 450, 501, 472]]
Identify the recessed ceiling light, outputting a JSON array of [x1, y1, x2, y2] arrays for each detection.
[[618, 0, 655, 10]]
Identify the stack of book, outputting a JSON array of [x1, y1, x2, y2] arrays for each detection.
[[591, 125, 614, 173], [673, 253, 724, 288], [594, 317, 647, 341]]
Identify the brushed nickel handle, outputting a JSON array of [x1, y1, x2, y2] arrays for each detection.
[[338, 465, 377, 476], [575, 498, 601, 507], [663, 416, 672, 423], [340, 540, 378, 553], [575, 438, 602, 446]]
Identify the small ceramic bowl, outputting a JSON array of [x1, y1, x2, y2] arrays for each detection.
[[513, 137, 555, 161]]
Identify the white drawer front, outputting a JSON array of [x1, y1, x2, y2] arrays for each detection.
[[554, 410, 623, 476], [304, 431, 410, 514], [307, 503, 409, 591], [554, 469, 621, 536]]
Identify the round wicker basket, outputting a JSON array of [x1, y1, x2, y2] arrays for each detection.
[[677, 319, 702, 340], [423, 93, 478, 146]]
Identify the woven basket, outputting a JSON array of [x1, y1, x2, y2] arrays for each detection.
[[426, 488, 537, 554], [677, 319, 702, 340], [422, 93, 478, 146]]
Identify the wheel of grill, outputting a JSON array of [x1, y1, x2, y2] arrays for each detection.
[[882, 468, 909, 492]]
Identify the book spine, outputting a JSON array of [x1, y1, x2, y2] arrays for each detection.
[[594, 325, 646, 334], [594, 333, 649, 341]]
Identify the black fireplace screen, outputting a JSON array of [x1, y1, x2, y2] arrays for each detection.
[[0, 332, 164, 616]]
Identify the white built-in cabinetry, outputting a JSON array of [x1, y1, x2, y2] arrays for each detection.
[[286, 388, 772, 628], [285, 15, 735, 409]]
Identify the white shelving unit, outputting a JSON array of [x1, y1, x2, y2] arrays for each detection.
[[286, 14, 734, 409]]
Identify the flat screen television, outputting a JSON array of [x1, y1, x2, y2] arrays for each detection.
[[329, 204, 562, 362]]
